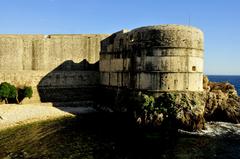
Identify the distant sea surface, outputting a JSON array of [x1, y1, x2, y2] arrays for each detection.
[[208, 75, 240, 95]]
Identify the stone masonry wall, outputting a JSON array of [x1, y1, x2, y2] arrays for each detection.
[[0, 34, 109, 104], [100, 25, 204, 96], [0, 25, 204, 104]]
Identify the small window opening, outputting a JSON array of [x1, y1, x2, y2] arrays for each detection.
[[192, 66, 196, 71]]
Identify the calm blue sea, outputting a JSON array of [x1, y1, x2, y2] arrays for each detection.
[[208, 75, 240, 96]]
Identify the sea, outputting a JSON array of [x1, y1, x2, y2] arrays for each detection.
[[208, 75, 240, 95]]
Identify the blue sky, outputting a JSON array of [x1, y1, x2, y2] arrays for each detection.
[[0, 0, 239, 75]]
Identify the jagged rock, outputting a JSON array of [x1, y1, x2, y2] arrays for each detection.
[[168, 92, 206, 131], [203, 75, 209, 90], [204, 77, 240, 123], [98, 76, 240, 132], [134, 92, 206, 131], [135, 76, 240, 131]]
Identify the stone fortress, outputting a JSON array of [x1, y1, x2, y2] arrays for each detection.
[[100, 25, 204, 96], [0, 24, 204, 105]]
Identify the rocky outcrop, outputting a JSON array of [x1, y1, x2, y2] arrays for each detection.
[[204, 76, 240, 123], [96, 89, 206, 131], [134, 92, 206, 131], [96, 75, 240, 132]]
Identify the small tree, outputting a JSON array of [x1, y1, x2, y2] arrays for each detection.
[[8, 84, 18, 103], [0, 82, 32, 104], [17, 86, 33, 103], [0, 82, 18, 104], [0, 82, 11, 103]]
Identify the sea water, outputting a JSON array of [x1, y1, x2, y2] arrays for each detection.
[[208, 75, 240, 95], [1, 113, 240, 159]]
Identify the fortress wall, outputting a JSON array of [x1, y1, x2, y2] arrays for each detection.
[[100, 25, 204, 96], [0, 34, 108, 71], [0, 38, 24, 70], [0, 34, 109, 104], [0, 25, 204, 103]]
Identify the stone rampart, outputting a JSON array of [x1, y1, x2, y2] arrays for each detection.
[[0, 34, 109, 104], [0, 24, 204, 104], [100, 25, 204, 96]]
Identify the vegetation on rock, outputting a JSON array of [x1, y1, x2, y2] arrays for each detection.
[[97, 89, 205, 131], [134, 92, 205, 131], [97, 76, 240, 132]]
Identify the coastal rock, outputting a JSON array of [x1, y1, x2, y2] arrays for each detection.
[[97, 76, 240, 132], [204, 77, 240, 123], [134, 92, 206, 131], [134, 76, 240, 131]]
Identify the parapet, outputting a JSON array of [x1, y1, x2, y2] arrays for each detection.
[[101, 24, 204, 54]]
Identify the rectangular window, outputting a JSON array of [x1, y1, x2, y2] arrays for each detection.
[[192, 66, 196, 71]]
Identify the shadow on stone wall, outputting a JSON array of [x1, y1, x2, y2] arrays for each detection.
[[37, 59, 99, 107]]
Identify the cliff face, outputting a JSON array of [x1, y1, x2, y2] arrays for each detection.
[[99, 75, 240, 131], [140, 76, 240, 131]]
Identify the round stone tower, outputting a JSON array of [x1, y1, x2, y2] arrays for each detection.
[[100, 24, 204, 95]]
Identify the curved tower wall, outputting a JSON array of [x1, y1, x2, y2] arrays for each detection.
[[100, 25, 204, 94]]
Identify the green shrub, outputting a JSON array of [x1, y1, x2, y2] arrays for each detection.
[[8, 84, 18, 99], [17, 86, 33, 103], [0, 82, 33, 104], [23, 86, 33, 99], [0, 82, 11, 103], [0, 82, 18, 104]]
